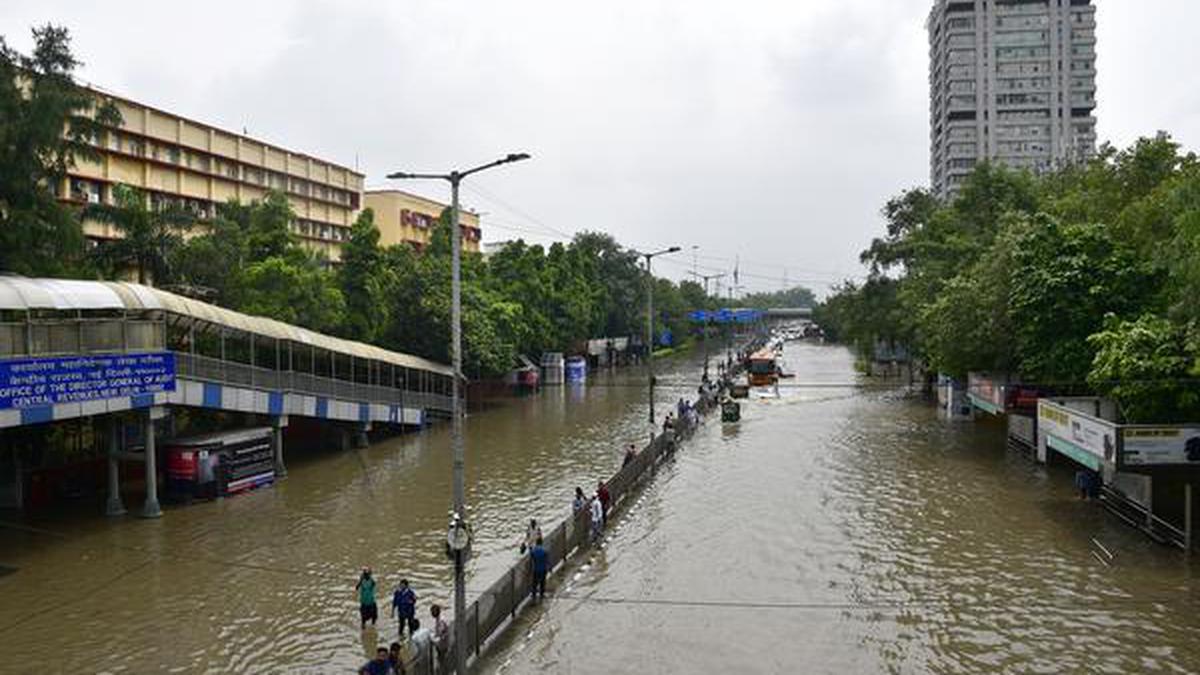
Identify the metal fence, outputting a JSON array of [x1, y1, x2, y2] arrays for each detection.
[[172, 352, 455, 417], [406, 388, 719, 674]]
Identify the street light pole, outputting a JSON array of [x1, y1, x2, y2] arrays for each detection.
[[641, 247, 680, 430], [687, 271, 724, 378], [387, 153, 529, 675]]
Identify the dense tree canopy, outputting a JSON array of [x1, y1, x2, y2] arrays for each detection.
[[817, 135, 1200, 423], [0, 25, 119, 276]]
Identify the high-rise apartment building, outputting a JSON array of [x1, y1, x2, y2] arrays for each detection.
[[927, 0, 1097, 199]]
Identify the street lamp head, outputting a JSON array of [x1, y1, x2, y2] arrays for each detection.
[[505, 153, 531, 163], [386, 171, 414, 179], [667, 246, 682, 253]]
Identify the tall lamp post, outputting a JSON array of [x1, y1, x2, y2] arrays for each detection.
[[387, 153, 530, 675], [641, 246, 680, 429], [687, 271, 725, 377]]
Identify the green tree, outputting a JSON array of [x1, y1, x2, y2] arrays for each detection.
[[239, 255, 345, 334], [338, 208, 394, 343], [0, 24, 120, 275], [1007, 218, 1157, 384], [86, 185, 192, 284], [1088, 314, 1200, 423]]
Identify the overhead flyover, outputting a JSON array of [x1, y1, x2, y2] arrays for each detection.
[[0, 277, 455, 431], [763, 307, 813, 319]]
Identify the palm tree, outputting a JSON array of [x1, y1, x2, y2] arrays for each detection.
[[86, 184, 193, 285]]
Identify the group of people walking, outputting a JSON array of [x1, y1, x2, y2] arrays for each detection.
[[355, 568, 449, 674]]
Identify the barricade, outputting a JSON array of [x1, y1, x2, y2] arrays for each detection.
[[408, 381, 722, 673]]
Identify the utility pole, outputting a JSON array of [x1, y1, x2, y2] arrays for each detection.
[[642, 247, 681, 429], [387, 153, 530, 675], [688, 271, 724, 378]]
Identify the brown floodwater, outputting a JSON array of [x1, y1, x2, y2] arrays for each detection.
[[2, 342, 1200, 673], [480, 342, 1200, 674], [0, 350, 698, 673]]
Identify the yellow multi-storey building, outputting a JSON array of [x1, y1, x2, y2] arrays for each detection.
[[61, 89, 364, 262], [363, 189, 482, 253]]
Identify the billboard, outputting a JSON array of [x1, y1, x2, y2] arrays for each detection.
[[1037, 399, 1118, 469], [1120, 427, 1200, 466], [0, 352, 175, 410]]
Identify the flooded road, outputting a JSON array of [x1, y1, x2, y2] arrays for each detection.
[[0, 355, 690, 672], [484, 343, 1200, 674], [2, 342, 1200, 673]]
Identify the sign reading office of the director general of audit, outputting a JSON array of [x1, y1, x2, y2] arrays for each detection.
[[0, 352, 176, 410]]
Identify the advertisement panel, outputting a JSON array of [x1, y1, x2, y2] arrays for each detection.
[[0, 352, 175, 410], [1037, 399, 1118, 467], [1121, 427, 1200, 466], [967, 372, 1008, 414]]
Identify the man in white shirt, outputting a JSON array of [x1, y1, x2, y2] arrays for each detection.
[[589, 494, 604, 543]]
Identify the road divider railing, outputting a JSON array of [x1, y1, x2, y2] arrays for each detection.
[[408, 382, 720, 674]]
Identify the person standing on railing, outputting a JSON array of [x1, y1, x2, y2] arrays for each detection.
[[590, 492, 604, 543], [623, 444, 637, 467], [530, 535, 548, 601], [431, 604, 449, 667], [596, 480, 611, 525], [519, 518, 542, 555]]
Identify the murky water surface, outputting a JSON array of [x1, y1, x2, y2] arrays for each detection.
[[2, 344, 1199, 673]]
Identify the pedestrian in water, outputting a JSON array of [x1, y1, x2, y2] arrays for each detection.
[[623, 443, 637, 467], [597, 479, 611, 524], [408, 618, 432, 662], [360, 646, 393, 675], [390, 578, 417, 640], [387, 641, 403, 675], [356, 567, 378, 629], [519, 518, 542, 554], [677, 397, 686, 418], [590, 491, 604, 542], [530, 535, 549, 601], [431, 603, 449, 666], [573, 486, 587, 514]]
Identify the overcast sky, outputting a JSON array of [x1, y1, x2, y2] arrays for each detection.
[[3, 1, 1197, 295]]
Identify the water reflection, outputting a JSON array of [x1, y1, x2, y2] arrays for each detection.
[[483, 342, 1200, 675], [0, 355, 694, 672]]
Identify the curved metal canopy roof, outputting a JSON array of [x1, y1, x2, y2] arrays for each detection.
[[0, 277, 453, 376]]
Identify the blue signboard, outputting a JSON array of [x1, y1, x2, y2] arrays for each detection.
[[0, 352, 175, 410], [687, 310, 710, 323]]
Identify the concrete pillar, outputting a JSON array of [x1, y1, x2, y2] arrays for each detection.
[[105, 418, 126, 517], [353, 422, 370, 449], [272, 415, 288, 479], [1185, 483, 1193, 555], [141, 407, 162, 519]]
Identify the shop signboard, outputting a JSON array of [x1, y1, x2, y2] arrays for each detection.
[[1037, 399, 1118, 470], [967, 372, 1009, 415], [1120, 427, 1200, 466]]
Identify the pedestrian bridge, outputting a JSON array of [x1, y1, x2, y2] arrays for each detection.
[[0, 277, 455, 430]]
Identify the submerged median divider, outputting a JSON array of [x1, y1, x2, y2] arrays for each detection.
[[407, 368, 729, 674]]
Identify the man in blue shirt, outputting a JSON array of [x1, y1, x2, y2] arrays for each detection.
[[530, 536, 549, 601], [391, 578, 417, 640]]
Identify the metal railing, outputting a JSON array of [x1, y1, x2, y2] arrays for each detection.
[[172, 352, 454, 417], [406, 388, 718, 674]]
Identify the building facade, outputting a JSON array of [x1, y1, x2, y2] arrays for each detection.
[[363, 189, 482, 253], [928, 0, 1097, 199], [62, 90, 365, 262]]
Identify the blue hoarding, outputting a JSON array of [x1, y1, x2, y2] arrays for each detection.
[[0, 352, 176, 410]]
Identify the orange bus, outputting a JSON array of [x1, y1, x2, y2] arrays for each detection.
[[746, 348, 778, 387]]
